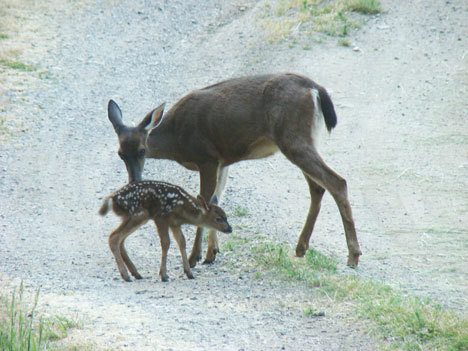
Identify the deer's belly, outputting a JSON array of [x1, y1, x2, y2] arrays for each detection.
[[243, 137, 279, 160]]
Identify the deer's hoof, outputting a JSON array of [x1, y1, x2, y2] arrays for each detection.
[[189, 255, 201, 268], [160, 275, 169, 282], [347, 253, 361, 268], [122, 275, 132, 282], [133, 273, 143, 280], [295, 244, 308, 257], [186, 271, 195, 279]]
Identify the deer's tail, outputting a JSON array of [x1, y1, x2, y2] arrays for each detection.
[[313, 86, 337, 133], [98, 196, 112, 216]]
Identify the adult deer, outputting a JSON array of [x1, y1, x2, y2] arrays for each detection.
[[107, 73, 362, 268]]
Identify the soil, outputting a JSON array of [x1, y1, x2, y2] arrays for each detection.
[[0, 0, 467, 350]]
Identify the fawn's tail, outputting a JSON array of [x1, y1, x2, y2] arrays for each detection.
[[98, 196, 112, 216]]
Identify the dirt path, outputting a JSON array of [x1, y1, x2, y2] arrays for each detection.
[[1, 0, 467, 350]]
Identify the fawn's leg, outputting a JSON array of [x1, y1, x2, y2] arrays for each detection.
[[108, 217, 144, 281], [189, 163, 218, 268], [278, 138, 362, 267], [204, 165, 229, 264], [119, 216, 148, 279], [295, 173, 325, 257], [170, 226, 194, 279], [155, 221, 171, 282]]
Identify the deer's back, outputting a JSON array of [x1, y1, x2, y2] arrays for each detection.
[[159, 73, 318, 165], [111, 181, 196, 218]]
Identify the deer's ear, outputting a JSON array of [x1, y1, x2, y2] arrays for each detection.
[[210, 195, 218, 205], [197, 195, 210, 212], [108, 99, 124, 135], [139, 103, 166, 132]]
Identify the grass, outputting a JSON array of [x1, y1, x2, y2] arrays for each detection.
[[233, 206, 249, 217], [263, 0, 382, 44], [0, 33, 8, 40], [0, 58, 35, 72], [338, 38, 351, 46], [251, 241, 468, 351], [0, 283, 81, 351]]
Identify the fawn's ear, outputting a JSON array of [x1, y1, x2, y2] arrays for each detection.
[[108, 99, 124, 135], [210, 195, 218, 205], [139, 103, 166, 132], [197, 195, 210, 212]]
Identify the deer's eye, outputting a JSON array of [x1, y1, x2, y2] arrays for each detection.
[[215, 217, 224, 223], [138, 149, 146, 158]]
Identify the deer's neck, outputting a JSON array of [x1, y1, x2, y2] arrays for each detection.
[[146, 121, 179, 160]]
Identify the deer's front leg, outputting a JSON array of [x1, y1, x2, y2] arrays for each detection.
[[189, 163, 218, 268], [203, 165, 229, 264]]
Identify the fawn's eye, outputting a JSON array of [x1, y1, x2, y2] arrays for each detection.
[[216, 217, 224, 223], [138, 149, 146, 157]]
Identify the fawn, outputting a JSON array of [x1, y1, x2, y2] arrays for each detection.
[[99, 180, 232, 282]]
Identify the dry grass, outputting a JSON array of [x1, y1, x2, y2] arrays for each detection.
[[262, 0, 381, 44]]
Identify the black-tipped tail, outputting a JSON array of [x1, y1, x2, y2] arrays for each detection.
[[318, 87, 337, 132]]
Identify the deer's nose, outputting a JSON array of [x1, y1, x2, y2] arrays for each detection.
[[224, 225, 232, 234]]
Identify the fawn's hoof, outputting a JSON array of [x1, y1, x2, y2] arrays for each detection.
[[160, 275, 169, 282], [133, 273, 143, 280], [121, 275, 132, 282], [202, 247, 219, 265], [185, 271, 195, 279]]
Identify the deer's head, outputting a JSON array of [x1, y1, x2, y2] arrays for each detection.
[[107, 100, 165, 182], [196, 195, 232, 234]]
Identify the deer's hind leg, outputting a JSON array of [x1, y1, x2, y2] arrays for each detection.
[[109, 216, 147, 281], [296, 173, 325, 257], [277, 136, 362, 267]]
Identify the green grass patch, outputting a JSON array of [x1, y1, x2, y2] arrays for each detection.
[[263, 0, 381, 43], [0, 58, 35, 72], [346, 0, 381, 14], [338, 38, 351, 46], [233, 206, 249, 217], [221, 233, 250, 252], [0, 33, 8, 40], [252, 241, 468, 350], [0, 283, 81, 350], [303, 306, 325, 317]]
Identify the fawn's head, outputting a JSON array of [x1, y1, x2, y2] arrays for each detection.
[[107, 100, 165, 182], [195, 195, 232, 234]]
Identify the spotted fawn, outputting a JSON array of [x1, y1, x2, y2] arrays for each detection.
[[99, 180, 232, 282]]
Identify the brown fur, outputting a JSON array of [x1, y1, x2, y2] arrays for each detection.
[[107, 73, 361, 269], [99, 181, 232, 282]]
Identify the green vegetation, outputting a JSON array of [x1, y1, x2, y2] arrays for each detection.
[[252, 241, 468, 351], [303, 306, 325, 317], [0, 283, 81, 351], [263, 0, 382, 44], [233, 206, 250, 217], [0, 58, 35, 72], [221, 233, 250, 252], [338, 38, 351, 46], [0, 33, 8, 40]]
